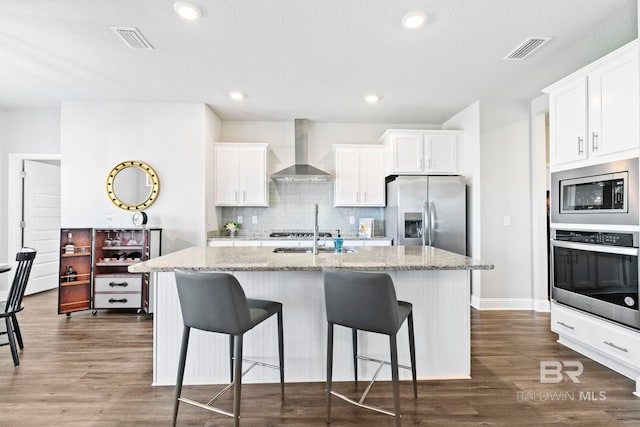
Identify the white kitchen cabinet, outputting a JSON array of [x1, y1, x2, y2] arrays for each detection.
[[334, 145, 385, 207], [214, 143, 269, 206], [545, 40, 639, 167], [379, 130, 461, 175], [551, 302, 640, 397]]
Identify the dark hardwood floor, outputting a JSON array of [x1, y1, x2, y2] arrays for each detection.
[[1, 289, 639, 426]]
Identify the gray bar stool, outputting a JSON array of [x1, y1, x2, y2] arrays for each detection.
[[323, 269, 417, 427], [173, 270, 284, 427]]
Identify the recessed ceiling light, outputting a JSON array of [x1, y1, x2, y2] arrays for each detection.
[[364, 94, 380, 104], [229, 91, 245, 100], [174, 2, 202, 20], [402, 11, 428, 30]]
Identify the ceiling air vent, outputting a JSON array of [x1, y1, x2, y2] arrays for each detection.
[[503, 37, 551, 60], [110, 26, 154, 50]]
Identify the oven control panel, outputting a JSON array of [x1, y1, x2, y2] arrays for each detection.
[[554, 230, 636, 247]]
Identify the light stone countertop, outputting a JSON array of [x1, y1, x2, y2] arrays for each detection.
[[129, 245, 493, 273], [206, 235, 393, 242]]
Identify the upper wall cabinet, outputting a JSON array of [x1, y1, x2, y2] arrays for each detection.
[[544, 40, 639, 167], [379, 130, 461, 175], [334, 145, 385, 207], [214, 143, 269, 206]]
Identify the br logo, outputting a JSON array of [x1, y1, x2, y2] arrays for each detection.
[[540, 361, 583, 383]]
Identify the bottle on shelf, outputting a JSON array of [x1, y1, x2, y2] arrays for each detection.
[[64, 265, 77, 282], [64, 232, 75, 254]]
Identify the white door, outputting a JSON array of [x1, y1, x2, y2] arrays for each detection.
[[23, 160, 61, 295]]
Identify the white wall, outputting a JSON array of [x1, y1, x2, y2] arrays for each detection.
[[443, 101, 482, 305], [480, 116, 532, 304], [0, 108, 60, 294], [445, 100, 534, 310], [60, 102, 219, 254], [530, 94, 551, 312]]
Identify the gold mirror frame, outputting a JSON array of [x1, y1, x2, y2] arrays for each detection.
[[106, 161, 160, 211]]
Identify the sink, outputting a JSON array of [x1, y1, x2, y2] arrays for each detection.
[[272, 247, 355, 254]]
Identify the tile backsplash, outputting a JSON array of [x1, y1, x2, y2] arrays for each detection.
[[218, 181, 384, 237]]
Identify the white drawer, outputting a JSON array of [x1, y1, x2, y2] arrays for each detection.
[[552, 303, 640, 369], [551, 304, 585, 340], [94, 293, 141, 309], [589, 318, 640, 368], [95, 275, 142, 293]]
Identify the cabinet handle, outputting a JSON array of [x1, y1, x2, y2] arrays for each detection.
[[420, 157, 424, 170], [243, 191, 247, 202], [578, 137, 584, 155], [556, 321, 575, 330], [235, 191, 238, 202], [108, 298, 128, 304], [604, 341, 628, 353], [592, 132, 598, 152], [363, 191, 367, 203], [356, 192, 359, 203], [428, 158, 432, 169], [109, 281, 129, 287]]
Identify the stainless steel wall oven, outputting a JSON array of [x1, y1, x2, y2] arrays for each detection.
[[551, 229, 640, 330]]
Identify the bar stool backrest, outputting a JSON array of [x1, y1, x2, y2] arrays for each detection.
[[4, 248, 36, 314], [174, 270, 252, 335], [323, 269, 401, 335]]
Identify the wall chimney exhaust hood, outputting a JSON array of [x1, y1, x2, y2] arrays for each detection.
[[271, 119, 332, 182]]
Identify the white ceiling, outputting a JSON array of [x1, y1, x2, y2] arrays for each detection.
[[0, 0, 637, 123]]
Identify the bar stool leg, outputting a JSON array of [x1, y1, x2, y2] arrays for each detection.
[[229, 335, 235, 382], [407, 312, 417, 399], [326, 322, 334, 424], [352, 328, 358, 383], [277, 309, 285, 399], [390, 335, 401, 427], [232, 334, 243, 427], [173, 326, 190, 427]]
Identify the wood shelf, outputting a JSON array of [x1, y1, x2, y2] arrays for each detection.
[[59, 279, 91, 287], [61, 252, 91, 258]]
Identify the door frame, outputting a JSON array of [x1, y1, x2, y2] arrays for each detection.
[[6, 153, 61, 299]]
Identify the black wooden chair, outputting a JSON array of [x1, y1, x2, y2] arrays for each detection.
[[0, 248, 37, 366]]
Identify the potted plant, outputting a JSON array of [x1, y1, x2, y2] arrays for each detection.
[[224, 221, 240, 237]]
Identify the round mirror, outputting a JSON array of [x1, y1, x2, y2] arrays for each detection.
[[106, 161, 160, 211]]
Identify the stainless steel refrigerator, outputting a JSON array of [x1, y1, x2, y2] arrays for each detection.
[[386, 176, 466, 255]]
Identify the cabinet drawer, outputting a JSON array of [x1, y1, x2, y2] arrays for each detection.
[[94, 293, 141, 309], [589, 319, 640, 368], [95, 275, 142, 292], [552, 303, 640, 368], [551, 304, 585, 340]]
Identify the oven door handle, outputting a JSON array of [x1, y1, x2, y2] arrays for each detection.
[[551, 240, 639, 256]]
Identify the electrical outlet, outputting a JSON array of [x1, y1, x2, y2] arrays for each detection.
[[349, 216, 355, 224], [251, 216, 258, 224], [237, 215, 243, 224]]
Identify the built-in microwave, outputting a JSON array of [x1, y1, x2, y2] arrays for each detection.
[[551, 158, 639, 225]]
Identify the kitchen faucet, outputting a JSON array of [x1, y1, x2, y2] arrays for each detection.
[[313, 204, 319, 255]]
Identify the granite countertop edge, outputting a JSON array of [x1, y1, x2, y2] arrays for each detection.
[[129, 246, 494, 273]]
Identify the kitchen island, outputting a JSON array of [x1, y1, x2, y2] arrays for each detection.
[[130, 245, 492, 386]]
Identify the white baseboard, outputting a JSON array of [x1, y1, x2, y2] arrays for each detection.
[[474, 298, 534, 310], [533, 298, 551, 312], [470, 293, 481, 310]]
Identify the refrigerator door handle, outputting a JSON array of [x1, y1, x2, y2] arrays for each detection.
[[422, 199, 427, 246], [429, 201, 436, 247]]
